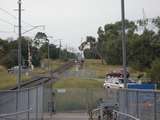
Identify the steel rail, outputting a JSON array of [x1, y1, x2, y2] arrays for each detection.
[[10, 60, 75, 90]]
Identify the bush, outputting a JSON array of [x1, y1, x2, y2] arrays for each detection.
[[0, 50, 18, 68], [150, 58, 160, 83], [0, 66, 6, 72]]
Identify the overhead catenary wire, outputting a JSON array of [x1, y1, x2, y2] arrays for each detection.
[[0, 30, 15, 33], [0, 18, 15, 26], [0, 17, 26, 34], [0, 7, 45, 35], [0, 7, 34, 27], [0, 17, 16, 34], [0, 8, 17, 19]]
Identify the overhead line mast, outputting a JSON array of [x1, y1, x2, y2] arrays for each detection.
[[121, 0, 127, 88], [18, 0, 22, 89]]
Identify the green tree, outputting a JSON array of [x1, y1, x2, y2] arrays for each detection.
[[97, 27, 106, 64], [128, 30, 155, 70], [34, 32, 48, 48], [0, 50, 18, 68], [149, 58, 160, 83], [97, 20, 137, 65], [79, 36, 98, 59]]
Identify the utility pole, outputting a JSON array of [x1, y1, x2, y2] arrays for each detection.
[[18, 0, 22, 89], [28, 40, 32, 70], [48, 39, 50, 72], [121, 0, 127, 88], [47, 36, 54, 72], [81, 37, 83, 59], [59, 40, 62, 59], [121, 0, 128, 115], [142, 8, 147, 30], [65, 44, 67, 57]]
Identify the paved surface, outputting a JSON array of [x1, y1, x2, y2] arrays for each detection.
[[51, 113, 89, 120]]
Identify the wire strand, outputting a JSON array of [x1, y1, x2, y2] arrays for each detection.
[[0, 7, 34, 27], [0, 30, 15, 33], [0, 18, 15, 26]]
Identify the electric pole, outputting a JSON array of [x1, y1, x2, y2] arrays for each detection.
[[66, 44, 68, 59], [28, 39, 32, 70], [121, 0, 128, 115], [18, 0, 22, 89], [142, 8, 147, 30], [81, 37, 83, 59], [59, 40, 62, 59], [48, 39, 50, 72], [121, 0, 127, 88]]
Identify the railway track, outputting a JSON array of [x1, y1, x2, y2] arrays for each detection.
[[10, 60, 75, 90]]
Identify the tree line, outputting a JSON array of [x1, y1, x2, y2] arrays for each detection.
[[0, 32, 76, 68], [79, 17, 160, 82]]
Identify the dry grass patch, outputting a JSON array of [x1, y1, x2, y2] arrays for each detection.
[[53, 77, 103, 88]]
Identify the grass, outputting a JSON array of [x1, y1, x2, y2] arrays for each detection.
[[83, 59, 121, 78], [42, 59, 66, 70], [30, 59, 66, 76], [0, 66, 30, 89], [54, 88, 106, 112], [53, 77, 103, 88], [83, 59, 144, 79], [0, 59, 66, 90], [52, 59, 150, 111], [53, 59, 144, 89], [0, 59, 144, 89]]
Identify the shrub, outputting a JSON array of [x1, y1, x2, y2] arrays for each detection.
[[150, 58, 160, 83], [0, 66, 6, 72]]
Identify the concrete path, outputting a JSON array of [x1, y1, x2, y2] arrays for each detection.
[[51, 113, 89, 120]]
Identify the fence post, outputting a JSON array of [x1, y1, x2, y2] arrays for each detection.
[[86, 88, 89, 113], [27, 88, 30, 120], [126, 89, 128, 114], [116, 89, 120, 104], [136, 90, 139, 118], [16, 90, 18, 119], [49, 80, 53, 119], [154, 91, 157, 120], [36, 86, 38, 120], [41, 83, 44, 120]]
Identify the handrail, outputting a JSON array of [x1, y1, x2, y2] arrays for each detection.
[[0, 108, 32, 118], [89, 107, 102, 120], [91, 108, 140, 120], [113, 110, 140, 120], [92, 108, 101, 113]]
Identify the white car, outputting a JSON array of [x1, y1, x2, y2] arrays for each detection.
[[8, 66, 28, 74], [103, 77, 124, 88]]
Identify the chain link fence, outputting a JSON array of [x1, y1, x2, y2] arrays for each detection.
[[54, 88, 118, 113], [3, 86, 159, 120], [106, 88, 160, 120], [0, 82, 53, 120], [60, 69, 96, 79]]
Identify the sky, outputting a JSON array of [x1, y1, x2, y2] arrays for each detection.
[[0, 0, 160, 51]]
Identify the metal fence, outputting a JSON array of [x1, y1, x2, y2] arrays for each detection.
[[0, 82, 53, 120], [3, 86, 159, 120], [53, 88, 118, 113], [0, 109, 32, 120], [60, 69, 96, 79], [106, 88, 160, 120]]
